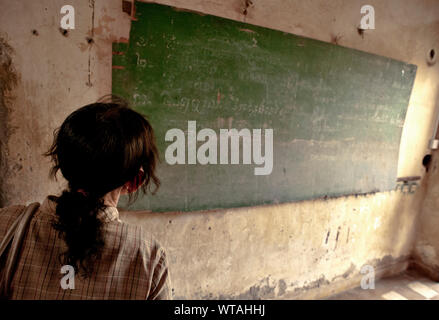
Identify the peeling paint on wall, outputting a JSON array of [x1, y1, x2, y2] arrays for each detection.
[[0, 36, 19, 207]]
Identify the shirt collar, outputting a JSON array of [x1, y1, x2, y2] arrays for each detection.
[[41, 195, 121, 223], [97, 206, 121, 223]]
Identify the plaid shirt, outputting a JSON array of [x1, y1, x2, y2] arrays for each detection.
[[0, 196, 172, 300]]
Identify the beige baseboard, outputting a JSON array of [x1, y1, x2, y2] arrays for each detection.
[[284, 257, 409, 300]]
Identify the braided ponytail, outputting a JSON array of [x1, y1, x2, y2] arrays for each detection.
[[53, 189, 105, 275]]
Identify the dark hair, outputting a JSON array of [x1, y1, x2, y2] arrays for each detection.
[[45, 96, 160, 276]]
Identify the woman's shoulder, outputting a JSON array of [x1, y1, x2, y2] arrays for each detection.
[[0, 204, 27, 240], [104, 218, 165, 254], [0, 204, 27, 217], [0, 204, 28, 223]]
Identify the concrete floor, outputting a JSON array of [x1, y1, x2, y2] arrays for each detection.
[[327, 270, 439, 300]]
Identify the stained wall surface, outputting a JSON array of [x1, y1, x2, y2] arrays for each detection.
[[0, 0, 438, 299]]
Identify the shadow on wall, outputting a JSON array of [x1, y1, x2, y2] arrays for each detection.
[[412, 87, 439, 280]]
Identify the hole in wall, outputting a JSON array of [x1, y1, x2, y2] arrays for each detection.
[[427, 48, 437, 66], [31, 29, 38, 36], [423, 154, 432, 172], [242, 0, 253, 16], [59, 28, 68, 37], [122, 0, 132, 15]]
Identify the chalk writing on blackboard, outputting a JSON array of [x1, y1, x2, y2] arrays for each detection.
[[165, 121, 273, 175]]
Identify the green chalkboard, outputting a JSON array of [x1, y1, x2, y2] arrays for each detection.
[[112, 2, 417, 212]]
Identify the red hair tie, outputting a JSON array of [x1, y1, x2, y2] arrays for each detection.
[[77, 189, 88, 196], [127, 169, 146, 193]]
